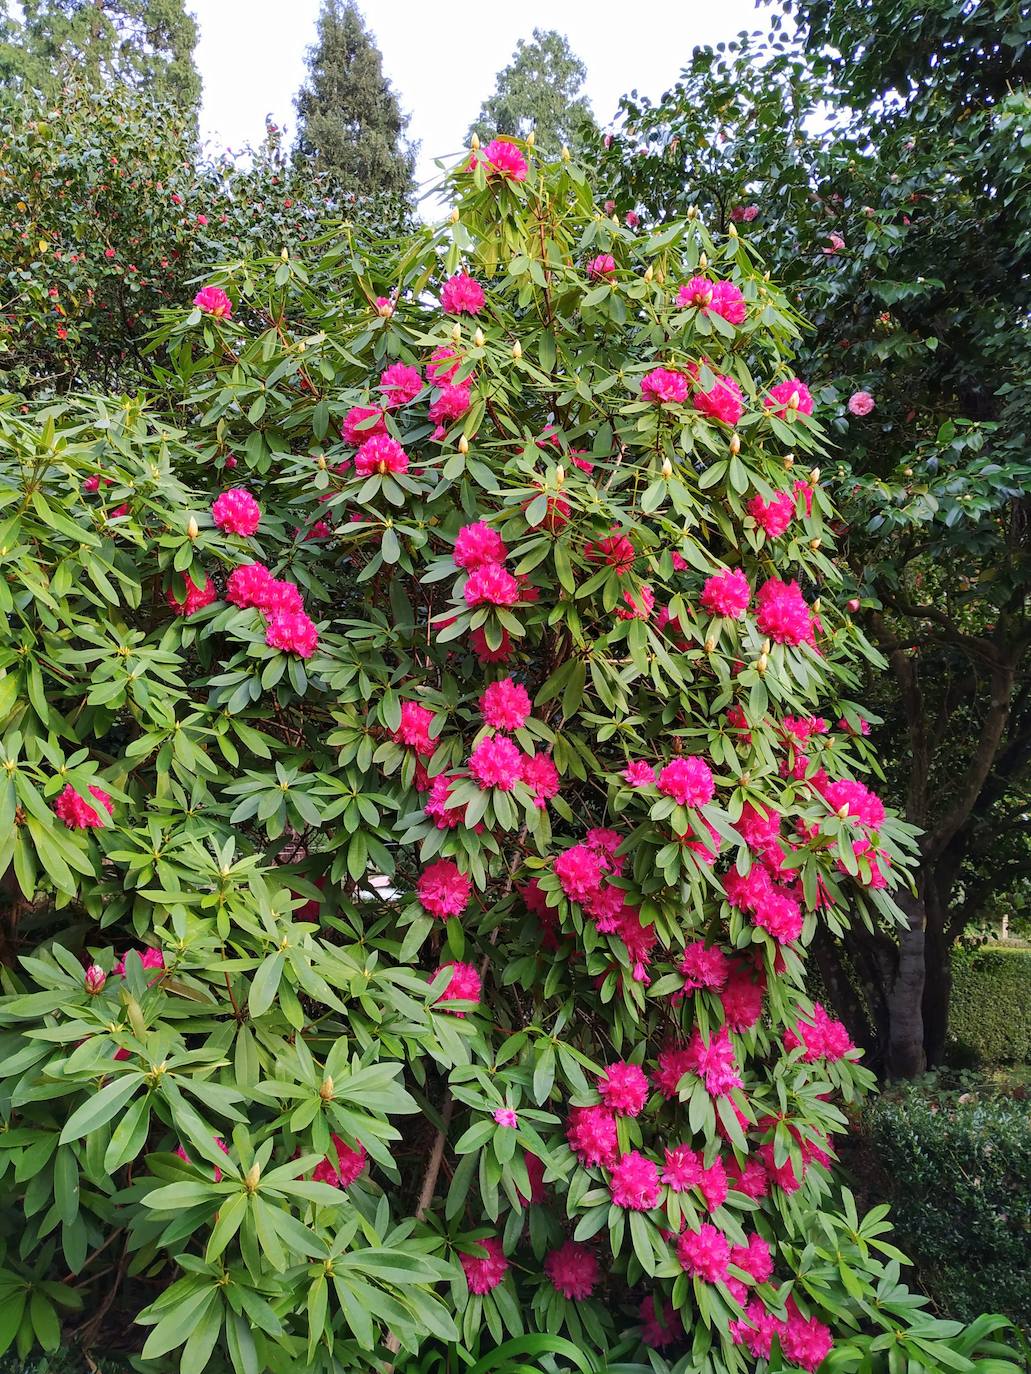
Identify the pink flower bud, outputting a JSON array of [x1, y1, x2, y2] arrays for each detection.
[[84, 964, 106, 995], [847, 598, 860, 612]]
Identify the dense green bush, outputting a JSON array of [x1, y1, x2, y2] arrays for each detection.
[[1, 129, 1025, 1374], [863, 1084, 1031, 1333], [947, 947, 1031, 1066], [0, 80, 406, 397]]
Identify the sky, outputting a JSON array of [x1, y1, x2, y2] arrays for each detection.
[[195, 0, 765, 193]]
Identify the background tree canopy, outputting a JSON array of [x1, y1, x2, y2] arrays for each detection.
[[293, 0, 416, 201], [467, 28, 597, 159], [0, 0, 200, 111]]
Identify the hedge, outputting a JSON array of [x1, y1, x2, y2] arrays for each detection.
[[863, 1085, 1031, 1332], [947, 946, 1031, 1066]]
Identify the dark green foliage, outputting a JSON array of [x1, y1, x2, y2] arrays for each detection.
[[947, 948, 1031, 1067], [0, 81, 370, 395], [467, 28, 597, 158], [0, 0, 200, 112], [863, 1083, 1031, 1333], [293, 0, 415, 200], [600, 0, 1031, 1076]]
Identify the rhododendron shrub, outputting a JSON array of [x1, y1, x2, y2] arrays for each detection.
[[0, 140, 1018, 1374]]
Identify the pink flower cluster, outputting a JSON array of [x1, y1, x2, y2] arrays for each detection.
[[54, 782, 113, 830], [657, 755, 715, 808], [609, 1150, 662, 1210], [654, 1026, 742, 1099], [785, 1002, 854, 1061], [732, 1297, 833, 1371], [544, 1241, 598, 1300], [341, 404, 386, 446], [554, 831, 655, 981], [225, 561, 319, 657], [765, 378, 814, 419], [313, 1135, 366, 1188], [700, 567, 750, 618], [379, 362, 422, 409], [355, 434, 409, 476], [662, 1145, 728, 1210], [479, 677, 530, 730], [441, 272, 485, 316], [677, 276, 747, 324], [641, 366, 690, 405], [724, 861, 804, 944], [433, 960, 481, 1015], [756, 578, 816, 646], [640, 1296, 683, 1349], [587, 253, 616, 280], [748, 488, 795, 537], [692, 366, 745, 426], [194, 285, 231, 318], [598, 1060, 649, 1116], [166, 573, 217, 617], [416, 858, 471, 918], [566, 1104, 618, 1167], [212, 487, 261, 536], [454, 519, 523, 626], [482, 138, 528, 181], [460, 1236, 507, 1293]]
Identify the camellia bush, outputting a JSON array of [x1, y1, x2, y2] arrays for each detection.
[[0, 139, 1022, 1374]]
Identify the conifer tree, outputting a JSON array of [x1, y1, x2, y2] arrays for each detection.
[[468, 28, 597, 158], [293, 0, 415, 199], [0, 0, 199, 112]]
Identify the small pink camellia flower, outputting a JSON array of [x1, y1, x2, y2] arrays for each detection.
[[211, 488, 261, 536], [625, 210, 640, 227], [848, 390, 875, 416], [195, 213, 208, 226], [847, 597, 861, 612], [433, 960, 482, 1015], [493, 1108, 518, 1128], [82, 475, 100, 493], [84, 964, 106, 995], [379, 362, 422, 409], [193, 285, 231, 318], [823, 232, 845, 255]]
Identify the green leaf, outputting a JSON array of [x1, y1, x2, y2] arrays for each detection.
[[59, 1073, 142, 1144]]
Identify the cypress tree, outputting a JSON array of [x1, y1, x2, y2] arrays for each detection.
[[468, 28, 597, 158], [293, 0, 415, 199]]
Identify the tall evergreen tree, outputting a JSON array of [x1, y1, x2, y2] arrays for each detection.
[[0, 0, 199, 111], [468, 28, 597, 158], [293, 0, 415, 199]]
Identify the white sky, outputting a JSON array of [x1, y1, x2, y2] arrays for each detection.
[[195, 0, 765, 191]]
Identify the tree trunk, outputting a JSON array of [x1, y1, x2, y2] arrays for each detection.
[[922, 879, 952, 1067], [886, 884, 927, 1078]]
